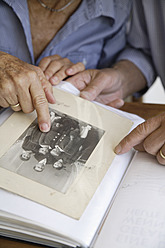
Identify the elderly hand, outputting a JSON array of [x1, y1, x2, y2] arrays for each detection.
[[39, 54, 85, 85], [67, 68, 125, 108], [115, 112, 165, 165], [67, 60, 147, 108], [0, 52, 55, 132]]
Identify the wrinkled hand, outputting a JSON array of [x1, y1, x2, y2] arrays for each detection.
[[67, 68, 124, 108], [115, 112, 165, 165], [39, 54, 85, 85], [0, 52, 55, 132], [67, 60, 147, 108]]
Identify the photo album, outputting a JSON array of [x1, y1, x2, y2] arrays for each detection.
[[0, 83, 143, 247]]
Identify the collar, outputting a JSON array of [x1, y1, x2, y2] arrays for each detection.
[[86, 0, 115, 26], [3, 0, 115, 25], [2, 0, 26, 8]]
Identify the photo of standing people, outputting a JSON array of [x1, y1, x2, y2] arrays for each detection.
[[0, 109, 105, 193]]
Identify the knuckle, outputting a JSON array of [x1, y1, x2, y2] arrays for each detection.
[[143, 139, 155, 155], [34, 66, 43, 75], [26, 69, 38, 81], [41, 57, 51, 64], [1, 81, 14, 98], [53, 54, 61, 60], [34, 67, 44, 80], [52, 60, 61, 67], [14, 76, 24, 89], [33, 94, 47, 107], [63, 57, 70, 64], [43, 82, 52, 92], [77, 62, 85, 70], [0, 81, 10, 92], [55, 70, 65, 79], [13, 69, 38, 88], [45, 67, 54, 77], [88, 85, 99, 97], [136, 122, 148, 136]]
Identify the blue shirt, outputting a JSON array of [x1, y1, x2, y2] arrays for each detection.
[[118, 0, 165, 96], [0, 0, 132, 69]]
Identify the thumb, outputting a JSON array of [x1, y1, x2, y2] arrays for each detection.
[[107, 99, 124, 109], [80, 78, 107, 101]]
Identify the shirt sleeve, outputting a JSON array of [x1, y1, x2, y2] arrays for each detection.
[[116, 0, 157, 97]]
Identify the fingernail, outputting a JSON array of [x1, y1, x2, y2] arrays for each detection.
[[40, 123, 50, 132], [114, 144, 121, 154], [67, 68, 73, 74]]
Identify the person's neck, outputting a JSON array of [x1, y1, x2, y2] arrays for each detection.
[[37, 0, 75, 12], [28, 0, 82, 60]]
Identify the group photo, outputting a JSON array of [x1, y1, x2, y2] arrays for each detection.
[[0, 108, 105, 193]]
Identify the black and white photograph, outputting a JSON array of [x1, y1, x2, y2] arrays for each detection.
[[0, 108, 105, 194], [0, 88, 133, 218]]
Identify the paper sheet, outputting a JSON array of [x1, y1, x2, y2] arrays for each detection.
[[0, 81, 144, 247], [94, 152, 165, 248]]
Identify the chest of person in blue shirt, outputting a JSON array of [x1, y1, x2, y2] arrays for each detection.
[[0, 0, 132, 132]]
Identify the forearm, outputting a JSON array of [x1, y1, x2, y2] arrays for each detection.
[[112, 60, 147, 99]]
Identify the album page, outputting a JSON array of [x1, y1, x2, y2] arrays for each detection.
[[0, 87, 133, 219]]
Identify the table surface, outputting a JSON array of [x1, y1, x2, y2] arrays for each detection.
[[0, 102, 165, 248], [120, 102, 165, 119]]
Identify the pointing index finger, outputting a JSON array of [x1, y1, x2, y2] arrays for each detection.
[[30, 79, 51, 132], [115, 115, 162, 154]]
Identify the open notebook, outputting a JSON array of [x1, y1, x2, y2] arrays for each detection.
[[0, 82, 144, 248]]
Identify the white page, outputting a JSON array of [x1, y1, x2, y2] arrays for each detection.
[[94, 152, 165, 248], [0, 82, 144, 247]]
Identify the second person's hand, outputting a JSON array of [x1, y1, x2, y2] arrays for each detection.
[[39, 54, 85, 85], [114, 112, 165, 165], [67, 60, 147, 108], [67, 67, 124, 107]]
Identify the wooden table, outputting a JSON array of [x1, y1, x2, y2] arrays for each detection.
[[0, 102, 165, 248], [120, 102, 165, 119]]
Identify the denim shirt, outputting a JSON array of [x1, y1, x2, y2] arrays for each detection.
[[0, 0, 132, 69]]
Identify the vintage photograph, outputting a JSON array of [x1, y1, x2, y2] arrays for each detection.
[[0, 108, 105, 194]]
